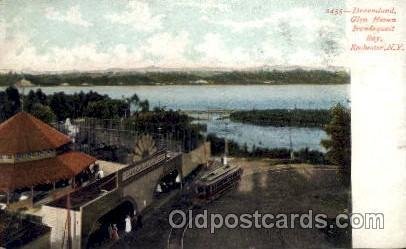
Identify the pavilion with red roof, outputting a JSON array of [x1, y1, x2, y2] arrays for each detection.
[[0, 112, 96, 207]]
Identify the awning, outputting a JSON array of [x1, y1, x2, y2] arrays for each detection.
[[0, 152, 96, 192]]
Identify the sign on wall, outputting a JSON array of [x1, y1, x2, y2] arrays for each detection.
[[122, 152, 167, 182]]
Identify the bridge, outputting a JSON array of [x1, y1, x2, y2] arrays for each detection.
[[40, 143, 210, 249], [180, 109, 236, 120]]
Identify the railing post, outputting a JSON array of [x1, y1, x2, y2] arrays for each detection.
[[31, 186, 34, 206]]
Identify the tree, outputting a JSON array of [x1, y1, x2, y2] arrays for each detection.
[[85, 99, 128, 119], [321, 104, 351, 185], [25, 89, 48, 112], [123, 93, 140, 116], [34, 89, 48, 105], [0, 91, 8, 121], [49, 92, 72, 120], [25, 90, 38, 112], [139, 100, 150, 113], [0, 87, 21, 120], [30, 103, 56, 124]]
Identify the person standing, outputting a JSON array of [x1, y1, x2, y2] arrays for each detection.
[[111, 224, 119, 241], [125, 215, 132, 233]]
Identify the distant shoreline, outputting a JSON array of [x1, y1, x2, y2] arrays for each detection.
[[0, 82, 351, 87], [0, 69, 350, 87]]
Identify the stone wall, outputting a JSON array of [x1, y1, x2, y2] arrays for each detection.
[[121, 155, 182, 214], [182, 142, 211, 176], [79, 188, 122, 248], [41, 205, 82, 249]]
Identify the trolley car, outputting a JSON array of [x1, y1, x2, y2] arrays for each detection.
[[193, 163, 243, 204]]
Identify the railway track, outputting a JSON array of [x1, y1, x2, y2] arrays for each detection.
[[167, 217, 188, 249]]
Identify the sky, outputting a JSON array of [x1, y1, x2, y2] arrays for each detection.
[[0, 0, 346, 71]]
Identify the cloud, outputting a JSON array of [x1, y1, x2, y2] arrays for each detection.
[[45, 5, 93, 27], [0, 2, 347, 71], [258, 40, 284, 65], [0, 29, 191, 71], [287, 49, 321, 66], [195, 33, 253, 67], [202, 7, 335, 34], [0, 21, 6, 41], [0, 31, 149, 71], [105, 1, 163, 32], [201, 16, 274, 33], [0, 32, 29, 70], [199, 7, 344, 66], [39, 31, 192, 70], [195, 33, 228, 65], [141, 31, 191, 67], [174, 0, 229, 14]]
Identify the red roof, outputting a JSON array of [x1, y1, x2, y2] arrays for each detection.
[[0, 112, 71, 154], [0, 152, 96, 192]]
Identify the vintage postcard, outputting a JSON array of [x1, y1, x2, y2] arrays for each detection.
[[0, 0, 404, 248]]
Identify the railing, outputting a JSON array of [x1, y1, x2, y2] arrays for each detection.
[[121, 151, 167, 182], [51, 117, 193, 164], [47, 173, 118, 210]]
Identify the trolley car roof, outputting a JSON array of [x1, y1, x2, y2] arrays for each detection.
[[199, 164, 240, 183]]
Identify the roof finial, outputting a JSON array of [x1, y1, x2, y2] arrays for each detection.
[[20, 87, 24, 112], [15, 77, 26, 112]]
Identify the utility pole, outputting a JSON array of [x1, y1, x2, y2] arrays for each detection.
[[66, 193, 72, 249], [289, 108, 294, 160], [16, 82, 25, 112], [62, 193, 72, 249], [223, 119, 229, 165]]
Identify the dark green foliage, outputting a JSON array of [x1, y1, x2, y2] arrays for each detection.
[[29, 103, 56, 124], [25, 89, 47, 112], [47, 91, 111, 120], [321, 104, 351, 185], [138, 100, 150, 113], [206, 133, 243, 156], [26, 90, 132, 121], [49, 92, 75, 120], [293, 148, 328, 164], [230, 109, 331, 127], [321, 104, 351, 166], [206, 69, 350, 85], [125, 109, 204, 152], [84, 99, 128, 119], [0, 86, 21, 121], [0, 71, 23, 85], [0, 88, 145, 122], [0, 69, 350, 86]]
